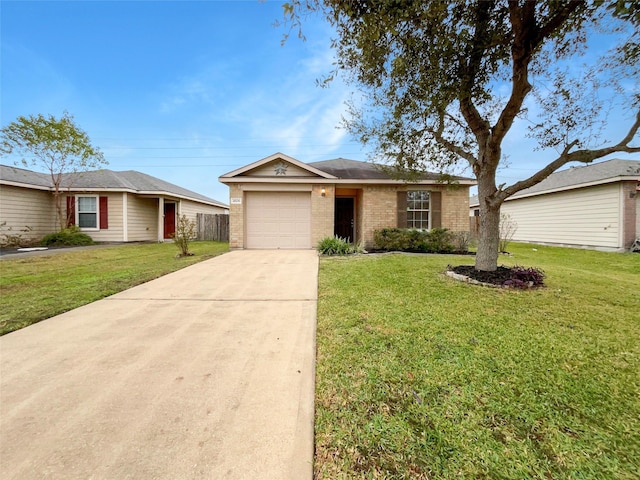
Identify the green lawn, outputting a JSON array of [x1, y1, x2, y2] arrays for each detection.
[[0, 241, 229, 335], [315, 243, 640, 479]]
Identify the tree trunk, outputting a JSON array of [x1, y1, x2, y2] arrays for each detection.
[[475, 171, 502, 271], [53, 191, 65, 231], [476, 202, 500, 271]]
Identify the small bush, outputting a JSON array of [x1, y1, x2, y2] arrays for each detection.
[[41, 226, 94, 247], [0, 222, 34, 247], [374, 227, 458, 253], [499, 213, 518, 253], [374, 228, 429, 251], [502, 266, 545, 289], [317, 236, 363, 255], [451, 231, 471, 252], [422, 227, 454, 253], [172, 214, 196, 257]]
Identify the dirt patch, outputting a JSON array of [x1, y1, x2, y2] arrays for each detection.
[[449, 265, 514, 285], [448, 265, 545, 289]]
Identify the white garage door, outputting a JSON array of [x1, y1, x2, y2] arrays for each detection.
[[245, 191, 311, 249]]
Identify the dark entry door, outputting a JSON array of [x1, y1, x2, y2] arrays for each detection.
[[164, 202, 176, 239], [334, 197, 354, 242]]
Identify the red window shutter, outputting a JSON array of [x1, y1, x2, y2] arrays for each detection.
[[66, 196, 76, 227], [99, 196, 108, 229]]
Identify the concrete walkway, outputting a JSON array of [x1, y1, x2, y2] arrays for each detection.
[[0, 250, 318, 480]]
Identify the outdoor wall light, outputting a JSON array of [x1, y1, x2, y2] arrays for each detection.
[[321, 187, 326, 197]]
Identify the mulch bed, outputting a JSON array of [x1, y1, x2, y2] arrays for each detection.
[[449, 265, 516, 286]]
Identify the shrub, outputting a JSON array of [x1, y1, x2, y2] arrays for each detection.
[[317, 236, 363, 255], [451, 231, 471, 252], [374, 228, 425, 251], [421, 227, 454, 253], [373, 228, 457, 253], [502, 266, 545, 289], [0, 221, 34, 247], [41, 226, 94, 247], [499, 213, 518, 253], [173, 214, 197, 257]]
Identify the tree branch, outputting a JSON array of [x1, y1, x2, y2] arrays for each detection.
[[492, 1, 583, 147], [458, 1, 494, 152], [501, 109, 640, 198]]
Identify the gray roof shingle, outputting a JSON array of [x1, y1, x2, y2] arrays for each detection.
[[511, 159, 640, 198], [469, 159, 640, 206], [0, 164, 52, 187], [1, 164, 227, 207], [308, 158, 474, 181]]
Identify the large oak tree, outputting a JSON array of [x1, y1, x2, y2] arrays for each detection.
[[284, 0, 640, 271]]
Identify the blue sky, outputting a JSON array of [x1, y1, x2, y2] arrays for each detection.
[[1, 0, 363, 202], [2, 1, 638, 203]]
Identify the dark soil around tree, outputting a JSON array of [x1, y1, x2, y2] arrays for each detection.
[[449, 265, 515, 285], [449, 264, 547, 289]]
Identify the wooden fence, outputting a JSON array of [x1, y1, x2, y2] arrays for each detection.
[[196, 214, 229, 242]]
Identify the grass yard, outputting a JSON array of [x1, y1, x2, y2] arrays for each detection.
[[0, 241, 228, 335], [315, 243, 640, 479]]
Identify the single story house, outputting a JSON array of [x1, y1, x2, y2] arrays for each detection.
[[469, 159, 640, 252], [218, 152, 475, 250], [0, 164, 228, 245]]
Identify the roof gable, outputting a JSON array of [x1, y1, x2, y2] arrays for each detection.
[[219, 153, 337, 180]]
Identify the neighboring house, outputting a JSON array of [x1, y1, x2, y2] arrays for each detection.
[[218, 152, 476, 250], [0, 164, 228, 245], [469, 159, 640, 252]]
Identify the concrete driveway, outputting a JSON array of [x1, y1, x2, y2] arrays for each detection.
[[0, 250, 318, 480]]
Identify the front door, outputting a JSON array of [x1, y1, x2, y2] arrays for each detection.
[[334, 197, 355, 242], [164, 202, 176, 239]]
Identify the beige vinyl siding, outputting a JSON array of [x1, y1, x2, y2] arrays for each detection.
[[0, 185, 56, 243], [80, 193, 124, 242], [501, 183, 622, 249], [179, 199, 227, 224], [127, 195, 158, 241]]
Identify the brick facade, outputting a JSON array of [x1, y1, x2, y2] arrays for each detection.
[[439, 185, 471, 232], [361, 186, 398, 249], [228, 184, 244, 249], [228, 182, 471, 250], [311, 184, 335, 246]]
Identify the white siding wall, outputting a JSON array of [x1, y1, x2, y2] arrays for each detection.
[[501, 183, 622, 250], [179, 199, 227, 224], [84, 193, 124, 242], [127, 195, 158, 241], [0, 185, 56, 243]]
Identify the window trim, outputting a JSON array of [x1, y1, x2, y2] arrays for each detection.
[[406, 190, 431, 230], [76, 195, 99, 231]]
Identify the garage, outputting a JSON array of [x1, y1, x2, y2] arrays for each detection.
[[245, 191, 311, 249]]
